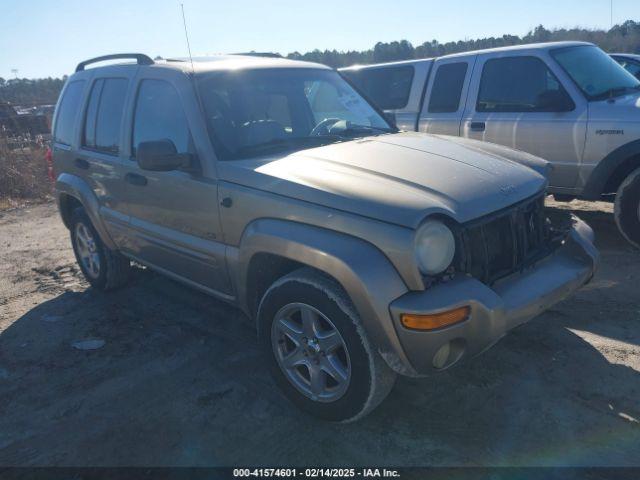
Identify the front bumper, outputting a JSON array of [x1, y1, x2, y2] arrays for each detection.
[[389, 215, 598, 376]]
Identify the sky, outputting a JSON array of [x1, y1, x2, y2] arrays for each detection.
[[1, 0, 638, 79]]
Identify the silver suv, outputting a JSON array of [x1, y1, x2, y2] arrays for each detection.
[[53, 53, 598, 421]]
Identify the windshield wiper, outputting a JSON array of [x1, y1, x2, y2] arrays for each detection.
[[320, 122, 395, 138], [345, 124, 395, 133]]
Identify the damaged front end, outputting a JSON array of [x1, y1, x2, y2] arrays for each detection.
[[455, 193, 575, 286], [389, 193, 598, 376]]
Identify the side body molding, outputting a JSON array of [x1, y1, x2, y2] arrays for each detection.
[[232, 218, 417, 375], [55, 173, 118, 250]]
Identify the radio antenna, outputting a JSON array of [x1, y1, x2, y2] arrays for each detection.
[[180, 3, 195, 73], [610, 0, 613, 29]]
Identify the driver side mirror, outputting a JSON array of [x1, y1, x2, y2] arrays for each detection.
[[136, 139, 196, 172]]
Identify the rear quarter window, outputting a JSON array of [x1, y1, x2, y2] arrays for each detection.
[[345, 65, 414, 110], [53, 80, 86, 145]]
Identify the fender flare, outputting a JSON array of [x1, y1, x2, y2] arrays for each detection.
[[55, 173, 117, 250], [235, 218, 417, 376], [582, 139, 640, 200]]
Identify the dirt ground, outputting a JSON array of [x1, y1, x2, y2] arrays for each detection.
[[0, 199, 639, 467]]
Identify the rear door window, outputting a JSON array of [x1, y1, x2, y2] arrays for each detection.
[[83, 79, 103, 148], [428, 62, 468, 113], [83, 78, 129, 154], [345, 66, 414, 110], [53, 80, 85, 145]]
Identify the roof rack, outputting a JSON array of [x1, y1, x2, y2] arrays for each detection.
[[233, 52, 283, 58], [75, 53, 154, 72]]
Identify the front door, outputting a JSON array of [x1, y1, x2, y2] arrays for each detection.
[[461, 53, 588, 191], [120, 74, 232, 297]]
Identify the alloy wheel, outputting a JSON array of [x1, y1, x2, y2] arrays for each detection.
[[74, 222, 101, 279], [271, 302, 351, 402]]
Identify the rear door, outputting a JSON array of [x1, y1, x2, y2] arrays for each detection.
[[119, 70, 232, 297], [76, 68, 136, 246], [417, 56, 476, 135], [461, 53, 587, 190]]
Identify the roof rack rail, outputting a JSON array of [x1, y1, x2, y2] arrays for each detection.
[[75, 53, 154, 72], [233, 52, 282, 58]]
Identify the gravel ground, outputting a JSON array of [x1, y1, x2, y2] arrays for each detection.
[[0, 199, 639, 467]]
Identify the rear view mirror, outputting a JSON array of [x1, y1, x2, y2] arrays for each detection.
[[136, 139, 194, 172]]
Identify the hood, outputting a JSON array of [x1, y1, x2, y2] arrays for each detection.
[[218, 132, 547, 228], [431, 135, 553, 179]]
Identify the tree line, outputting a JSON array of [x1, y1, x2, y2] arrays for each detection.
[[0, 77, 67, 106], [1, 20, 639, 105], [286, 20, 640, 67]]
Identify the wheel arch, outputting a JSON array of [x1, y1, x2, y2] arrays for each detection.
[[582, 139, 640, 200], [613, 166, 640, 249], [58, 193, 83, 229], [244, 252, 307, 320], [55, 173, 117, 249], [234, 218, 416, 376]]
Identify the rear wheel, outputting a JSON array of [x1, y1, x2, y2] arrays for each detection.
[[258, 268, 396, 422], [614, 167, 640, 249], [70, 208, 131, 290]]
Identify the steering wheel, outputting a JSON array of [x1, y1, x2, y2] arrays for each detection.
[[309, 118, 342, 137]]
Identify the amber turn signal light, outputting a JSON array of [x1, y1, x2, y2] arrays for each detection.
[[400, 306, 470, 331]]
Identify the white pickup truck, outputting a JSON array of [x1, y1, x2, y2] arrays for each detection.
[[340, 41, 640, 247]]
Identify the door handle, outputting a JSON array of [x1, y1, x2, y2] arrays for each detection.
[[74, 158, 90, 170], [125, 172, 148, 186], [469, 121, 486, 132]]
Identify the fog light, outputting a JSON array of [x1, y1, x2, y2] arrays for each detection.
[[432, 343, 451, 369], [400, 306, 470, 331], [432, 338, 466, 370]]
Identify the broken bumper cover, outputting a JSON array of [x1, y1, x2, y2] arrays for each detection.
[[389, 215, 598, 376]]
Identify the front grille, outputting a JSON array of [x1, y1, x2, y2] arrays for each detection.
[[457, 193, 561, 285]]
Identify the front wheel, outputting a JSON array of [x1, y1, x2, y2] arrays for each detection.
[[614, 167, 640, 249], [257, 268, 396, 422]]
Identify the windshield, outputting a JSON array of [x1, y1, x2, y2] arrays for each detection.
[[197, 68, 393, 160], [551, 45, 640, 100]]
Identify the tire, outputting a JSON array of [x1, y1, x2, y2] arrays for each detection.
[[70, 207, 131, 290], [257, 268, 396, 422], [614, 167, 640, 249]]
